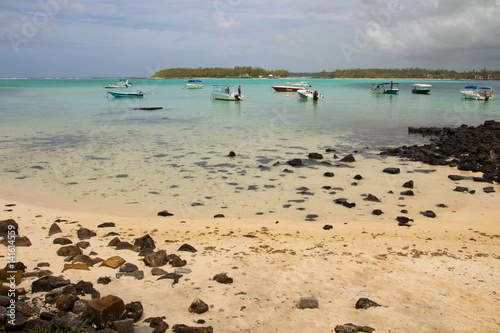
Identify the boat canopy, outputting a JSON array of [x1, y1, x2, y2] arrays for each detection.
[[465, 86, 491, 90], [188, 80, 202, 82]]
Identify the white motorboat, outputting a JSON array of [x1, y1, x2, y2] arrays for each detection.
[[105, 79, 133, 88], [412, 83, 432, 94], [185, 80, 203, 89], [211, 85, 243, 101], [460, 86, 494, 100], [297, 89, 323, 100], [287, 81, 311, 87]]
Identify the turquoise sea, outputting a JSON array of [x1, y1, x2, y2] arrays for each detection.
[[1, 78, 499, 217]]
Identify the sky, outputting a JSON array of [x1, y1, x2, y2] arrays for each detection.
[[1, 0, 499, 77]]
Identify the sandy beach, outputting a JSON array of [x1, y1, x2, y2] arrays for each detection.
[[2, 151, 499, 333]]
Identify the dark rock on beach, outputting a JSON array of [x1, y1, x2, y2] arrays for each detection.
[[402, 180, 414, 188], [158, 210, 174, 217], [172, 324, 214, 333], [213, 272, 233, 284], [287, 158, 302, 167], [355, 298, 381, 309], [420, 210, 437, 218], [340, 154, 356, 162], [382, 120, 500, 183], [308, 152, 323, 159], [383, 167, 400, 174], [396, 216, 413, 226], [335, 323, 375, 333]]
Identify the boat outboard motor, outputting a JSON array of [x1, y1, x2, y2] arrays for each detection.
[[313, 91, 318, 100], [235, 94, 240, 101]]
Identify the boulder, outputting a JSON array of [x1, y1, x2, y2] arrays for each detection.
[[72, 254, 94, 267], [146, 317, 169, 333], [287, 158, 302, 167], [372, 209, 384, 216], [51, 311, 85, 331], [32, 275, 71, 293], [364, 194, 380, 202], [100, 256, 126, 269], [188, 298, 209, 314], [323, 172, 335, 177], [53, 237, 72, 245], [213, 272, 233, 284], [134, 234, 156, 252], [177, 243, 197, 253], [383, 167, 400, 174], [308, 152, 323, 159], [143, 250, 167, 267], [1, 235, 31, 247], [56, 294, 80, 312], [157, 210, 174, 217], [87, 295, 125, 329], [115, 241, 140, 252], [0, 219, 18, 237], [297, 296, 319, 309], [45, 284, 77, 304], [340, 154, 356, 162], [77, 228, 96, 240], [420, 210, 437, 218], [124, 301, 143, 322], [110, 318, 135, 333], [355, 298, 381, 309], [48, 222, 62, 236], [56, 245, 82, 257], [119, 263, 138, 273], [19, 318, 54, 332], [5, 312, 28, 330], [72, 299, 96, 322], [334, 323, 375, 333], [98, 222, 116, 228], [402, 180, 414, 189]]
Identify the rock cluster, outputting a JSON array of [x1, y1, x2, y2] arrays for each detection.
[[382, 120, 500, 183]]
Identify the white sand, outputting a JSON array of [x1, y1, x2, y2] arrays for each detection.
[[2, 156, 500, 332]]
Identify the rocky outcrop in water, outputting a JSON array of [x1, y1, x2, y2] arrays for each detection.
[[382, 120, 500, 183]]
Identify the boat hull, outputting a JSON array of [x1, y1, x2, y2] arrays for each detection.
[[107, 91, 144, 98], [297, 90, 323, 100], [272, 86, 303, 92], [461, 92, 493, 100], [185, 84, 203, 89], [211, 92, 243, 101], [412, 89, 431, 94]]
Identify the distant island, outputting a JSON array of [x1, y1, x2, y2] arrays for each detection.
[[151, 67, 290, 79], [151, 67, 500, 80]]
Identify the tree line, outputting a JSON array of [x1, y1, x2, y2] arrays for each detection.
[[313, 68, 500, 80], [151, 67, 290, 79]]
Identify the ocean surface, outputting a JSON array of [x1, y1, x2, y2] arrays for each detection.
[[1, 78, 499, 217]]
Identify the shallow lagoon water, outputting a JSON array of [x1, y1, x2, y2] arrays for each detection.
[[1, 78, 499, 218]]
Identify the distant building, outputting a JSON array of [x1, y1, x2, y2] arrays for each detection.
[[475, 75, 484, 80]]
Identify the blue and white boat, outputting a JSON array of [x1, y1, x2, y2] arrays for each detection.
[[104, 79, 133, 88], [107, 90, 144, 98], [460, 86, 494, 100], [211, 85, 243, 101], [370, 82, 399, 95], [297, 89, 323, 101], [185, 80, 203, 89]]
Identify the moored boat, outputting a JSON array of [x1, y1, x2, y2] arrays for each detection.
[[460, 86, 494, 100], [105, 79, 133, 88], [107, 90, 144, 98], [287, 81, 311, 87], [211, 85, 243, 101], [272, 85, 304, 92], [297, 89, 323, 100], [412, 83, 432, 94], [185, 80, 203, 89], [370, 82, 399, 95]]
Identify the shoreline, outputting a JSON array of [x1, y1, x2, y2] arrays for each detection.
[[2, 146, 500, 332]]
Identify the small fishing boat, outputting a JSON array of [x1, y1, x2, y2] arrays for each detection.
[[460, 86, 494, 100], [297, 89, 323, 100], [185, 80, 203, 89], [272, 85, 305, 92], [412, 83, 432, 94], [211, 85, 243, 101], [370, 82, 399, 95], [107, 90, 144, 98], [104, 79, 133, 88], [287, 81, 311, 87]]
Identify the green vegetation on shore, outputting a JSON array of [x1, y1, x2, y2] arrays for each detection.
[[151, 67, 290, 79], [151, 67, 500, 80], [314, 68, 500, 80]]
